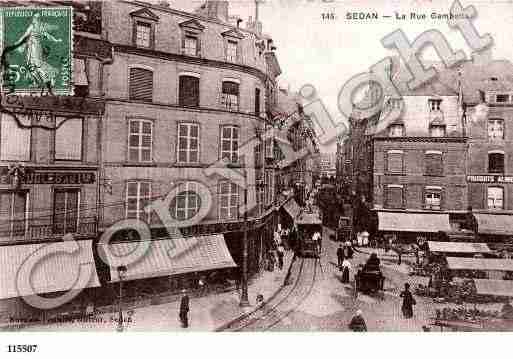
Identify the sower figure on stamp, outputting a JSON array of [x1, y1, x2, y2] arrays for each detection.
[[179, 289, 190, 328]]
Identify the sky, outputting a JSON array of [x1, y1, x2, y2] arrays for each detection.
[[156, 0, 513, 152]]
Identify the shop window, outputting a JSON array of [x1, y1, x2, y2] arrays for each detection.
[[487, 186, 504, 210]]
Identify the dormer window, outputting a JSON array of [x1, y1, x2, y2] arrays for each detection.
[[430, 125, 446, 137], [428, 99, 442, 111], [180, 19, 205, 57], [130, 8, 159, 49], [496, 94, 509, 103], [388, 124, 405, 137], [222, 29, 244, 63]]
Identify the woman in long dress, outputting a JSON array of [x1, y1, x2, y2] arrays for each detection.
[[12, 13, 62, 87], [341, 258, 351, 283]]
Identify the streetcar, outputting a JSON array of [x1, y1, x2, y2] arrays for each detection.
[[295, 209, 323, 258]]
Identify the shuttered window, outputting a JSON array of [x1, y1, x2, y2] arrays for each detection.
[[179, 76, 200, 107], [129, 68, 153, 102], [385, 186, 403, 209], [488, 152, 505, 173], [255, 88, 261, 116], [386, 151, 403, 174], [0, 114, 31, 161], [53, 189, 79, 234], [425, 152, 443, 176]]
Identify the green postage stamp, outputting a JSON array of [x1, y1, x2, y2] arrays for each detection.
[[0, 7, 73, 95]]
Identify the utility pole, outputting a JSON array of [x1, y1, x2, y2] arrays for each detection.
[[240, 174, 250, 307]]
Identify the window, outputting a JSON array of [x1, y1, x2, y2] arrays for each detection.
[[386, 150, 403, 174], [385, 185, 404, 209], [73, 58, 89, 97], [425, 151, 443, 176], [220, 125, 239, 163], [255, 88, 261, 117], [388, 124, 405, 137], [55, 118, 83, 160], [487, 186, 504, 210], [53, 189, 79, 234], [257, 186, 265, 215], [134, 21, 152, 48], [218, 181, 238, 220], [184, 35, 198, 56], [425, 188, 442, 210], [488, 119, 504, 140], [221, 81, 239, 111], [430, 125, 446, 137], [226, 40, 238, 62], [428, 99, 442, 111], [129, 68, 153, 102], [179, 75, 200, 107], [0, 191, 27, 238], [254, 140, 262, 167], [172, 182, 201, 220], [128, 120, 152, 162], [0, 114, 31, 161], [177, 123, 199, 163], [126, 181, 151, 221], [488, 152, 505, 173], [496, 94, 509, 103]]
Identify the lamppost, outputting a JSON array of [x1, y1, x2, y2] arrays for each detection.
[[116, 265, 127, 332]]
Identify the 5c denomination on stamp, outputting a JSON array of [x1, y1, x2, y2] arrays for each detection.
[[1, 7, 73, 95]]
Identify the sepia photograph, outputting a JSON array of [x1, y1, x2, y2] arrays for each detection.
[[1, 1, 513, 354]]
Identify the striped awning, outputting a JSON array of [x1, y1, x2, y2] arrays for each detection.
[[428, 241, 491, 254], [474, 279, 513, 297], [99, 234, 237, 283], [378, 211, 450, 233], [446, 257, 513, 272], [0, 240, 100, 300], [282, 198, 301, 220], [473, 213, 513, 236]]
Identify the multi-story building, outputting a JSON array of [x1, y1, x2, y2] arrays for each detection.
[[97, 0, 283, 283], [0, 1, 110, 321]]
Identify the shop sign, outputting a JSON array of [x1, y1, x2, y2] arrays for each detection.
[[467, 175, 513, 184]]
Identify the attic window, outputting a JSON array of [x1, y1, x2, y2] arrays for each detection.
[[496, 94, 509, 103], [490, 77, 498, 81], [428, 99, 442, 111]]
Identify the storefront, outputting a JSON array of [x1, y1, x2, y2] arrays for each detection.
[[472, 213, 513, 244]]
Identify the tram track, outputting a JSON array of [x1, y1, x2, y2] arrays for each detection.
[[219, 256, 319, 332]]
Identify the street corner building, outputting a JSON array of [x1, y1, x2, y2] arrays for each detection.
[[0, 0, 318, 327]]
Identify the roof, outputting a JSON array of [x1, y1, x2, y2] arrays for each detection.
[[296, 210, 322, 225], [474, 279, 513, 297], [0, 240, 100, 300], [427, 241, 491, 254], [473, 213, 513, 236], [99, 234, 236, 283], [377, 211, 450, 233], [282, 198, 301, 219], [446, 257, 513, 272]]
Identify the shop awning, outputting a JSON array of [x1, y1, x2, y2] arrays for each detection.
[[473, 213, 513, 236], [446, 257, 513, 272], [474, 279, 513, 297], [100, 234, 237, 283], [428, 241, 491, 254], [0, 240, 100, 300], [282, 198, 301, 220], [377, 211, 450, 232]]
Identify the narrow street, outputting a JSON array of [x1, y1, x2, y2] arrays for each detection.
[[224, 226, 436, 331]]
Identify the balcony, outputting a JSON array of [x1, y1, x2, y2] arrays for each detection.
[[0, 216, 98, 244]]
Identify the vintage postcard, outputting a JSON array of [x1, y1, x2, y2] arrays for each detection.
[[1, 1, 513, 354]]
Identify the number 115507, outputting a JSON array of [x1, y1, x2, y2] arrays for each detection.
[[7, 345, 38, 353]]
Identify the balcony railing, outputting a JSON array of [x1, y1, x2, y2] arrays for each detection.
[[0, 216, 98, 243]]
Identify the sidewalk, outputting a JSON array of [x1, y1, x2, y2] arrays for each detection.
[[21, 251, 295, 332]]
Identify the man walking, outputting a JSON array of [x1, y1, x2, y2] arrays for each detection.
[[337, 244, 345, 271], [179, 289, 190, 328], [277, 243, 285, 270], [400, 283, 416, 319]]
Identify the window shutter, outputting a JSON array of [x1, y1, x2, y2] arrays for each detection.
[[425, 153, 443, 176], [179, 76, 200, 107], [129, 68, 153, 102], [489, 153, 505, 173], [386, 187, 403, 209], [255, 88, 261, 116], [387, 152, 403, 173]]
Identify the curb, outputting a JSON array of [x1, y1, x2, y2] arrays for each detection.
[[214, 253, 297, 332]]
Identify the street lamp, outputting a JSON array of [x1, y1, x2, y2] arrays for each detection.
[[116, 265, 127, 332]]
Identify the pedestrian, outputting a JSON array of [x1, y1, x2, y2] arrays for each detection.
[[277, 243, 285, 270], [400, 283, 416, 319], [179, 289, 190, 328], [397, 248, 402, 266], [348, 309, 367, 332], [337, 244, 345, 270], [312, 230, 322, 254], [341, 258, 351, 283], [361, 231, 369, 247]]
